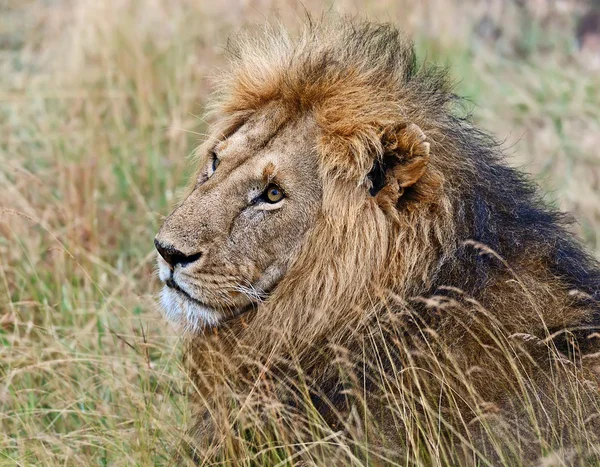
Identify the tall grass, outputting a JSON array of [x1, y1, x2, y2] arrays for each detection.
[[180, 301, 600, 465], [0, 0, 599, 465]]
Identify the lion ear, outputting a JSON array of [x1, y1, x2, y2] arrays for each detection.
[[367, 123, 431, 200]]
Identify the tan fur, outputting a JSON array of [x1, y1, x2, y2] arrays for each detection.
[[154, 17, 600, 461]]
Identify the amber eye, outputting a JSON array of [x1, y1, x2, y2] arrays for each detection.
[[265, 184, 284, 203]]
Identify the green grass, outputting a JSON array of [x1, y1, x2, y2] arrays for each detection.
[[0, 0, 599, 465]]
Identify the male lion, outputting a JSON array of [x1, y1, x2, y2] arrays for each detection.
[[155, 18, 600, 464]]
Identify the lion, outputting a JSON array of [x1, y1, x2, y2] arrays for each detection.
[[154, 18, 600, 464]]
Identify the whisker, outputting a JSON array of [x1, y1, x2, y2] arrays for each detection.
[[242, 277, 267, 302], [233, 282, 266, 303]]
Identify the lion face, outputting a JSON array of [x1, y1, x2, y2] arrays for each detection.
[[155, 105, 322, 330]]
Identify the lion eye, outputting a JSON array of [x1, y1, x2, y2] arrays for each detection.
[[265, 184, 284, 203], [212, 155, 220, 172]]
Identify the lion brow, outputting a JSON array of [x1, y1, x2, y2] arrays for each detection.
[[262, 162, 276, 180]]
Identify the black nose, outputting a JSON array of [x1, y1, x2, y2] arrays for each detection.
[[154, 239, 202, 267]]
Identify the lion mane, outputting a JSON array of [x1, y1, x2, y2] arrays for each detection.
[[181, 17, 600, 460]]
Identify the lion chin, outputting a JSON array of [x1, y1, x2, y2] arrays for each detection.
[[159, 286, 223, 331]]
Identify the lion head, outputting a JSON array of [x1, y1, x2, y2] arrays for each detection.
[[155, 17, 598, 358], [155, 21, 453, 343], [155, 105, 323, 330]]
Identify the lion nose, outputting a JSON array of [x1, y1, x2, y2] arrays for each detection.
[[154, 238, 202, 268]]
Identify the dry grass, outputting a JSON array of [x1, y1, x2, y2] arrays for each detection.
[[0, 0, 599, 465]]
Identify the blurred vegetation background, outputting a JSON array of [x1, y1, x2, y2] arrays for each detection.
[[0, 0, 599, 464]]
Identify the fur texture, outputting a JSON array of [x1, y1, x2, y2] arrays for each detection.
[[155, 17, 600, 461]]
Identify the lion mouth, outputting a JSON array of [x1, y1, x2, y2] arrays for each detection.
[[165, 277, 210, 308], [163, 276, 254, 329]]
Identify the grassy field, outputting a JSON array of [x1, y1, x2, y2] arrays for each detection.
[[1, 0, 599, 465]]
